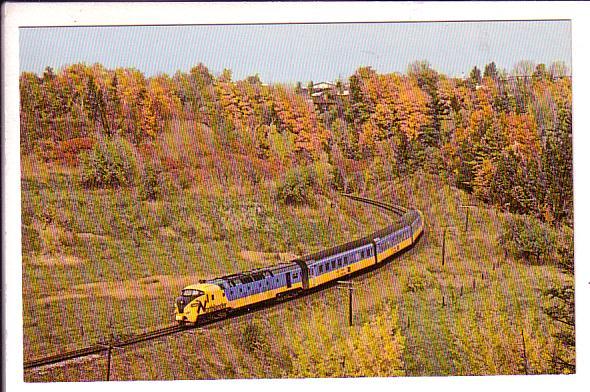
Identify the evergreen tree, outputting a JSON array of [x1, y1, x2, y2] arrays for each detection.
[[484, 62, 498, 80], [469, 65, 483, 86]]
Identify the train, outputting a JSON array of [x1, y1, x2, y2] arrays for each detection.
[[174, 205, 424, 325]]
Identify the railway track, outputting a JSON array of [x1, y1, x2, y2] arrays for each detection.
[[23, 325, 186, 369], [24, 195, 412, 370], [341, 193, 408, 216]]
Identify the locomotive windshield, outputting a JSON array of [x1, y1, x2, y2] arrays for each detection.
[[182, 289, 204, 297]]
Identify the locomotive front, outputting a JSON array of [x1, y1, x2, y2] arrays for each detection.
[[175, 285, 205, 324], [175, 283, 228, 324]]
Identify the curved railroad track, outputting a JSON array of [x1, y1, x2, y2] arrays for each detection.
[[24, 194, 417, 370]]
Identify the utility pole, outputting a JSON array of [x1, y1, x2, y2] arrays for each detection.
[[99, 324, 122, 381], [441, 226, 456, 266], [442, 228, 446, 266], [459, 205, 477, 232], [521, 328, 529, 375], [338, 280, 358, 327], [106, 337, 113, 381]]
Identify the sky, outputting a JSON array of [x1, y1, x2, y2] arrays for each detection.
[[19, 20, 571, 83]]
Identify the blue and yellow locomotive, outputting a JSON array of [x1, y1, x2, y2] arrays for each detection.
[[175, 208, 424, 325]]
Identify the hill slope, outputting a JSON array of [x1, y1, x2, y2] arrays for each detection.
[[24, 172, 572, 381]]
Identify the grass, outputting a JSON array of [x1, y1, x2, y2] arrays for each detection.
[[20, 136, 392, 361], [22, 125, 571, 381]]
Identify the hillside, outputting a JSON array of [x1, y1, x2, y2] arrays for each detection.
[[24, 172, 573, 381], [20, 124, 392, 361]]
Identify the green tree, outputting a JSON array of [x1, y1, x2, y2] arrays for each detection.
[[484, 61, 498, 80], [541, 110, 573, 224], [544, 285, 575, 374], [549, 61, 570, 79], [407, 60, 441, 148], [469, 65, 482, 86], [533, 63, 549, 81]]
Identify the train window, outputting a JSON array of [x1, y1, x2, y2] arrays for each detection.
[[319, 265, 323, 273]]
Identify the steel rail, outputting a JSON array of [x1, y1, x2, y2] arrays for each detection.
[[24, 325, 187, 369], [341, 193, 408, 216]]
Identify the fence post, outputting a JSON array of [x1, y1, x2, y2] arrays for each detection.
[[442, 228, 446, 266], [521, 328, 529, 375]]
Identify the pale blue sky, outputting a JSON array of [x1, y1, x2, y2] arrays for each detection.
[[20, 21, 571, 83]]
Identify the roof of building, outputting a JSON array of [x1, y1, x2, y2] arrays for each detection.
[[313, 82, 335, 90]]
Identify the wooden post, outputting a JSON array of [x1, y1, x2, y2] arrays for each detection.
[[521, 328, 529, 375], [348, 284, 353, 327], [338, 281, 356, 328], [442, 228, 446, 266], [106, 343, 112, 381], [100, 328, 122, 382]]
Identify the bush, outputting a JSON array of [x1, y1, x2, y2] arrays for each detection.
[[22, 225, 42, 254], [289, 309, 405, 378], [275, 165, 318, 205], [499, 214, 573, 267], [80, 136, 136, 189], [58, 137, 95, 154], [330, 166, 345, 191], [241, 320, 268, 354], [139, 163, 162, 201], [35, 139, 57, 163]]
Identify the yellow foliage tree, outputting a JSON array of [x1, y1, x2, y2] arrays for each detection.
[[289, 310, 406, 378]]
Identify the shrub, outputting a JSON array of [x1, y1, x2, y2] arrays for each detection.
[[241, 320, 268, 354], [178, 167, 196, 190], [22, 225, 42, 254], [311, 159, 338, 191], [139, 163, 162, 201], [289, 309, 405, 378], [499, 214, 573, 267], [35, 139, 57, 163], [58, 137, 95, 154], [330, 166, 345, 191], [275, 165, 318, 205], [54, 137, 96, 166], [80, 136, 136, 189]]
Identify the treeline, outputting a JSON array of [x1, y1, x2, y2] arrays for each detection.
[[20, 60, 572, 225]]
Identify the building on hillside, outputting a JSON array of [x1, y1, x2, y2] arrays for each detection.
[[302, 81, 349, 111]]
